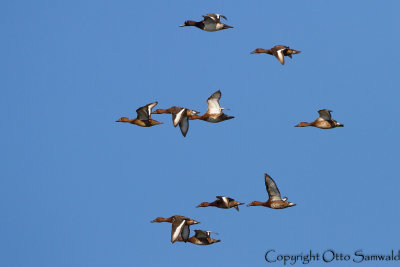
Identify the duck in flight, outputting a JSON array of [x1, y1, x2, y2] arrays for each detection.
[[295, 109, 344, 129], [189, 90, 234, 123], [115, 102, 162, 127], [251, 45, 301, 65], [175, 230, 220, 245], [151, 215, 200, 243], [247, 173, 296, 209], [152, 106, 200, 137], [180, 14, 233, 32], [196, 196, 245, 211]]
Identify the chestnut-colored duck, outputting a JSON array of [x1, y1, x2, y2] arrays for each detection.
[[295, 109, 344, 129], [189, 90, 234, 123], [180, 14, 233, 32], [247, 173, 296, 209], [176, 230, 220, 245], [152, 106, 200, 137], [251, 45, 301, 65], [116, 102, 162, 127], [197, 196, 244, 211], [151, 215, 200, 243]]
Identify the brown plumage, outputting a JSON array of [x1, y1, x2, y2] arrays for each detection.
[[295, 109, 344, 129], [176, 230, 220, 245], [152, 106, 200, 137], [247, 173, 296, 209], [151, 215, 200, 243], [189, 90, 234, 123], [196, 196, 245, 211], [251, 45, 301, 65], [116, 102, 162, 127]]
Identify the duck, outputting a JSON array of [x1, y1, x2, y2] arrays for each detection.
[[189, 90, 234, 123], [176, 230, 220, 245], [247, 173, 296, 209], [115, 102, 162, 127], [250, 45, 301, 65], [180, 14, 233, 32], [151, 215, 200, 243], [295, 109, 344, 129], [196, 196, 245, 211], [152, 106, 200, 137]]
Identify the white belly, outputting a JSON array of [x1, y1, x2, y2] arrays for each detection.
[[204, 23, 223, 32]]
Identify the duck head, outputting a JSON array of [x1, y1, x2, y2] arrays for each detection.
[[180, 20, 197, 27], [116, 117, 131, 122]]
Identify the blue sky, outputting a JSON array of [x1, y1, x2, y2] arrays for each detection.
[[1, 0, 400, 266]]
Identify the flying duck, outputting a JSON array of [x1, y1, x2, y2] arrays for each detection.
[[295, 109, 344, 129], [251, 45, 301, 65], [189, 90, 234, 123], [180, 14, 233, 32], [115, 102, 162, 127], [176, 230, 220, 245], [197, 196, 245, 211], [152, 107, 200, 137], [151, 215, 200, 243], [247, 173, 296, 209]]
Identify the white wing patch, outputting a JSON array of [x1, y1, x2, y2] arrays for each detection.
[[147, 102, 158, 116], [221, 196, 229, 207], [276, 49, 285, 65], [171, 219, 186, 243], [173, 108, 186, 127]]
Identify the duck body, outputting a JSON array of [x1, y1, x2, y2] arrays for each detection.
[[176, 230, 220, 245], [295, 109, 343, 129], [180, 14, 233, 32], [251, 45, 301, 65], [153, 106, 200, 136], [247, 173, 296, 210], [116, 102, 162, 127], [151, 215, 200, 243]]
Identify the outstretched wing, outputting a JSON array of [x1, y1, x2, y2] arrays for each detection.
[[264, 173, 282, 201], [171, 218, 186, 243], [136, 102, 158, 120], [179, 117, 189, 137], [275, 49, 285, 65], [181, 224, 190, 242], [205, 13, 227, 21], [318, 109, 332, 121], [172, 108, 186, 127], [206, 90, 222, 114]]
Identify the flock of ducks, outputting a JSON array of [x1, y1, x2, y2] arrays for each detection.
[[117, 13, 344, 245], [116, 90, 234, 137]]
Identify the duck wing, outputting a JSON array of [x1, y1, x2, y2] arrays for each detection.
[[206, 90, 222, 114], [216, 196, 231, 207], [171, 217, 187, 243], [181, 224, 190, 242], [172, 108, 186, 127], [318, 109, 332, 121], [205, 13, 227, 21], [264, 173, 282, 201], [178, 116, 189, 137], [136, 102, 158, 120]]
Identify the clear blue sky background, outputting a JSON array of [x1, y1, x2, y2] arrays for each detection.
[[1, 1, 400, 266]]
